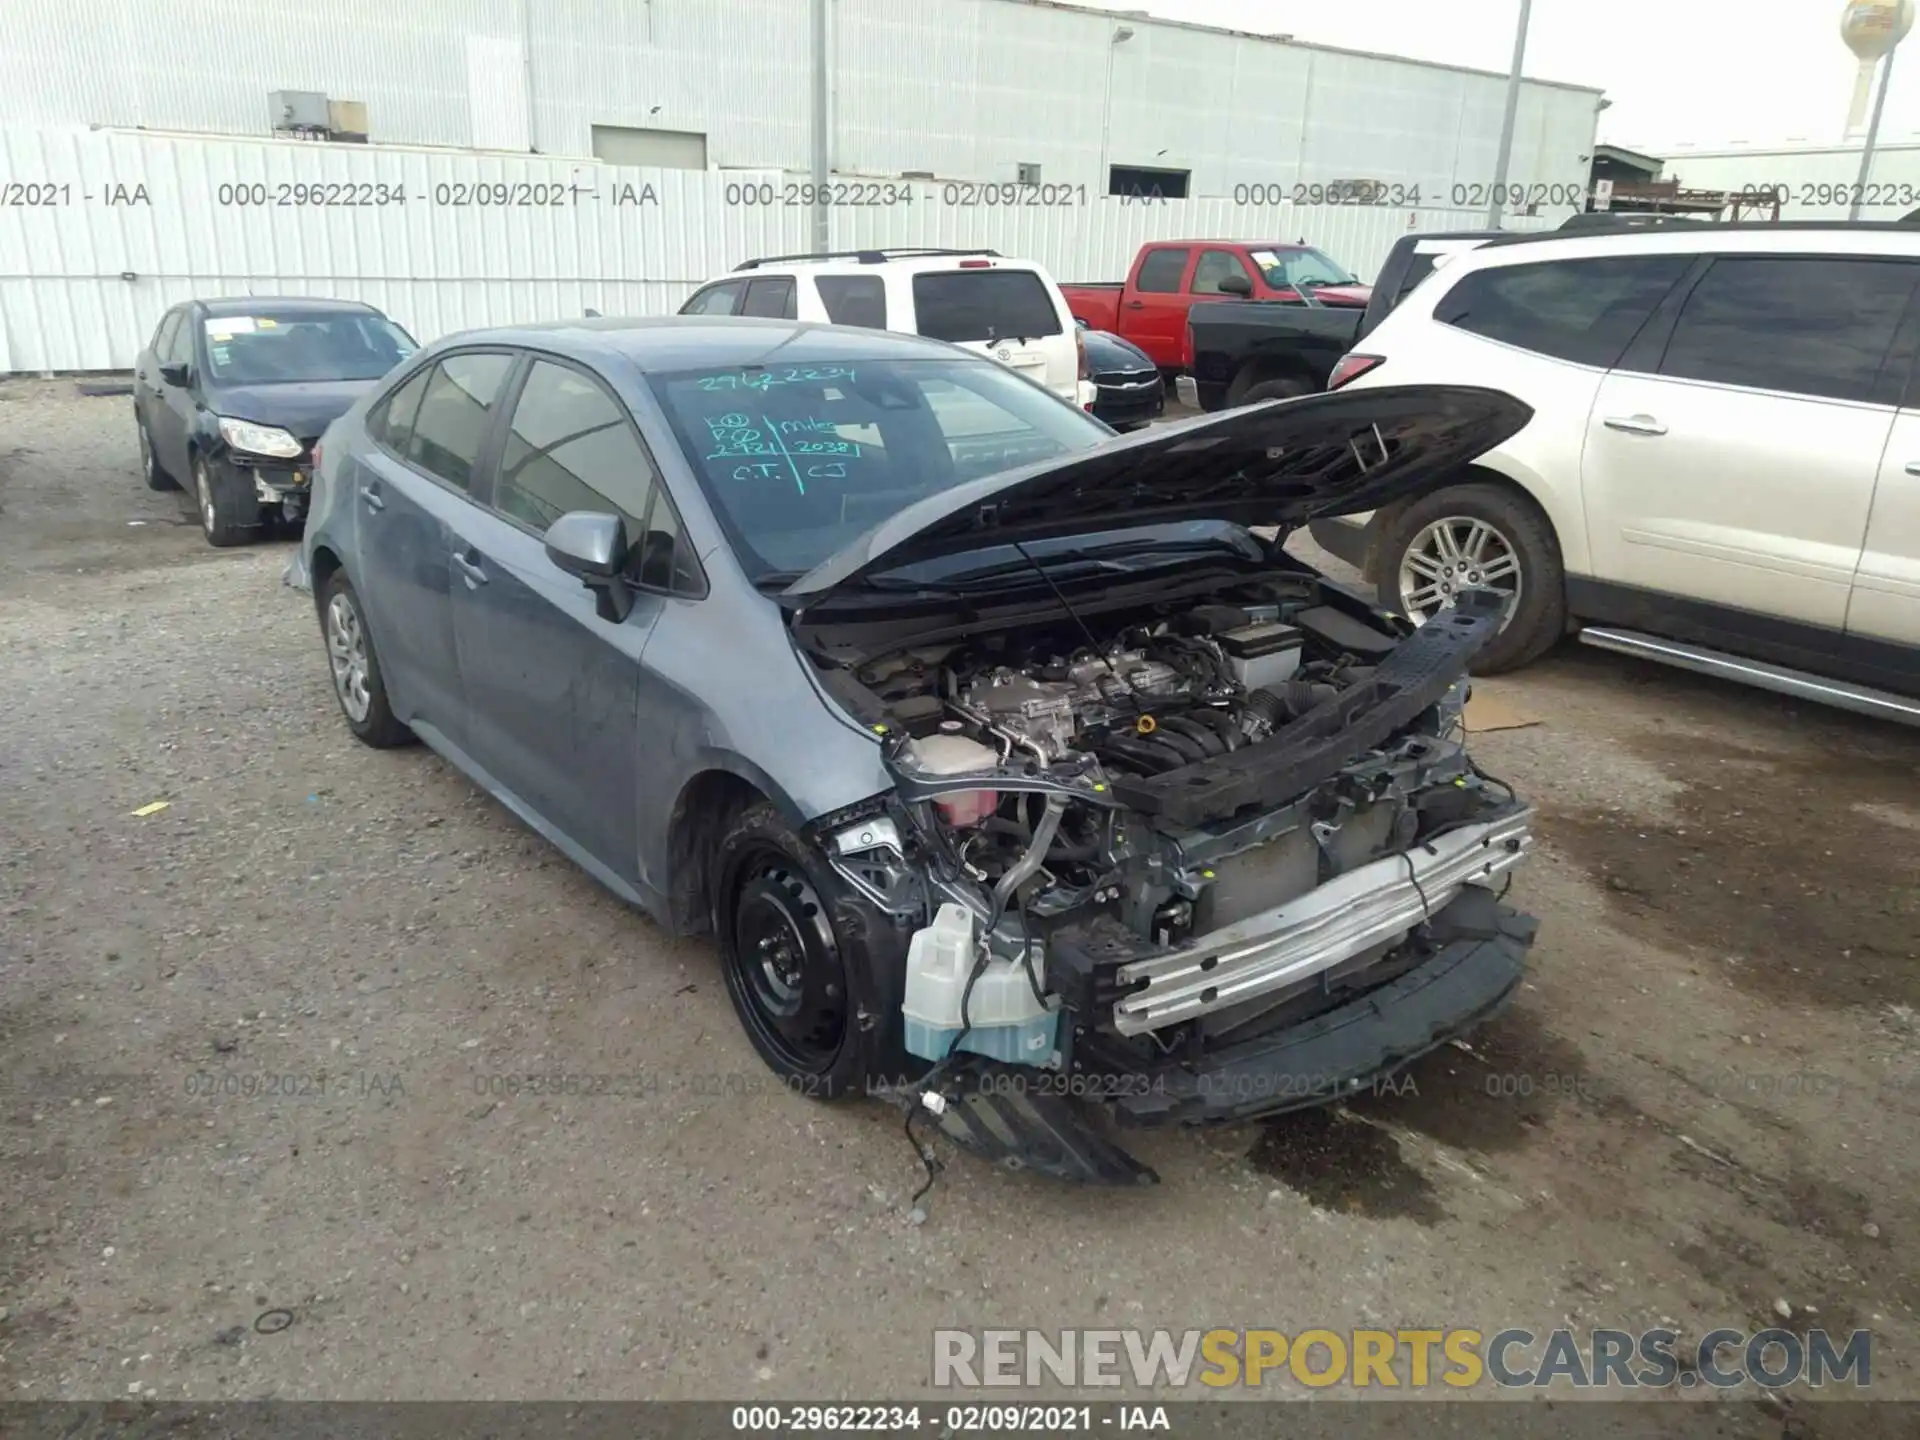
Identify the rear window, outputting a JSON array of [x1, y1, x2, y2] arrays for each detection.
[[911, 270, 1063, 344], [817, 275, 888, 328], [1434, 255, 1690, 368]]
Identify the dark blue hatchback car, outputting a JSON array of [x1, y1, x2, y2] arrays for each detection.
[[300, 315, 1540, 1184]]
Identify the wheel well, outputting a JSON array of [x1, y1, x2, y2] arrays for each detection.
[[309, 546, 344, 612], [666, 771, 767, 935], [1364, 464, 1560, 578], [1226, 356, 1318, 405]]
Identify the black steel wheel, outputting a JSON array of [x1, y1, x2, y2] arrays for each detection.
[[730, 853, 849, 1073], [713, 803, 910, 1099]]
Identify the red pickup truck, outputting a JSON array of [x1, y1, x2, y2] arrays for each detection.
[[1061, 240, 1371, 373]]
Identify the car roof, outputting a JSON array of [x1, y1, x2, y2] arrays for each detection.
[[736, 254, 1053, 277], [1445, 220, 1920, 273], [427, 315, 972, 369], [196, 296, 382, 317], [1148, 239, 1316, 250]]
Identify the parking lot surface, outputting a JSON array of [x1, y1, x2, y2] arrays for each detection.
[[3, 380, 1918, 1420]]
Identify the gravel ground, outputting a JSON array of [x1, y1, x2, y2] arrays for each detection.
[[3, 379, 1919, 1423]]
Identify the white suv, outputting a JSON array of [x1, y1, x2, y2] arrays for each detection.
[[1311, 222, 1920, 723], [678, 248, 1094, 409]]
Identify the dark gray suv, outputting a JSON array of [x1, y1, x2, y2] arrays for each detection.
[[301, 316, 1541, 1184]]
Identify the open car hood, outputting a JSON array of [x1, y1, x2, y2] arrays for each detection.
[[780, 384, 1532, 605]]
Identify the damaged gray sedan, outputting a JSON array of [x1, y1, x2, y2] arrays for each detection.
[[300, 316, 1539, 1185]]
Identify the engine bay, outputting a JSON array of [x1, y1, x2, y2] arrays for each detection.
[[851, 575, 1401, 785]]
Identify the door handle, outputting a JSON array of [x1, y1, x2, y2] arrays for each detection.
[[1904, 462, 1920, 476], [1126, 299, 1146, 309], [1603, 414, 1667, 436], [451, 550, 488, 587], [358, 484, 385, 512]]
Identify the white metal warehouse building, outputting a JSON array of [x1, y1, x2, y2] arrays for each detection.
[[0, 0, 1602, 371], [1658, 139, 1920, 219]]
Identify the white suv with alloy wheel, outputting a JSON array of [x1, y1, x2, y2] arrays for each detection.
[[1308, 221, 1920, 724]]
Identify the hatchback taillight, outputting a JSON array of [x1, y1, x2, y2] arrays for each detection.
[[1076, 327, 1090, 381], [310, 441, 323, 473], [1327, 353, 1384, 390]]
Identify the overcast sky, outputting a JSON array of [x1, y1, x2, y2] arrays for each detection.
[[1077, 0, 1920, 153]]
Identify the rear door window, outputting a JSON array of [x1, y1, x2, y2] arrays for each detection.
[[1135, 248, 1189, 293], [1434, 255, 1691, 368], [1654, 256, 1920, 404], [403, 352, 516, 491], [816, 274, 888, 328], [911, 270, 1063, 342], [740, 278, 798, 319], [370, 366, 432, 451]]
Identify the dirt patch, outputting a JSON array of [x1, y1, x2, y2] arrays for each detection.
[[1246, 1106, 1446, 1223], [1538, 731, 1920, 1011], [1349, 1003, 1620, 1154]]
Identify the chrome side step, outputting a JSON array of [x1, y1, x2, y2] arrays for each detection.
[[1577, 627, 1920, 727]]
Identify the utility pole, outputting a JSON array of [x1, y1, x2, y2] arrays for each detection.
[[810, 0, 830, 251], [1487, 0, 1534, 227], [1852, 45, 1900, 220]]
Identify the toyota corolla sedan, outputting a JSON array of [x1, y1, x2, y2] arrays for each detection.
[[300, 316, 1541, 1184], [134, 297, 416, 546]]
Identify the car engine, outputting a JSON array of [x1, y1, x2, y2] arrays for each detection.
[[857, 596, 1374, 778]]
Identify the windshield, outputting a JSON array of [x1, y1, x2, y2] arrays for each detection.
[[201, 312, 418, 384], [1248, 247, 1360, 292], [649, 356, 1110, 581]]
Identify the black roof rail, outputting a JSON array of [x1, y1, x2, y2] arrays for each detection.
[[1476, 215, 1920, 248], [733, 247, 1003, 271]]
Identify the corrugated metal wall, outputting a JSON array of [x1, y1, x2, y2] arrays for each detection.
[[1, 0, 1602, 191], [0, 126, 1555, 372]]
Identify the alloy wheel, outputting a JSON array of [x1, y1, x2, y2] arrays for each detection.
[[1398, 515, 1523, 629], [325, 592, 373, 723]]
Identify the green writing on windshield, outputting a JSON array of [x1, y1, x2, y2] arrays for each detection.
[[704, 412, 865, 496], [694, 366, 857, 391]]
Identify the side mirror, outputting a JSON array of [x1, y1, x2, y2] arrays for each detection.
[[545, 511, 634, 622], [1074, 315, 1089, 330], [1217, 273, 1253, 297], [159, 361, 191, 387]]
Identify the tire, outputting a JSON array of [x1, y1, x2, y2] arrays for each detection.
[[192, 454, 257, 549], [712, 802, 912, 1100], [137, 415, 178, 491], [319, 571, 413, 748], [1373, 481, 1566, 675], [1238, 376, 1314, 407]]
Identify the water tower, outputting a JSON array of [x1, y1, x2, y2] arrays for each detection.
[[1844, 0, 1914, 136]]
